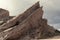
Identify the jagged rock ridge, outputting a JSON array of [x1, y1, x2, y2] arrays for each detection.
[[0, 2, 59, 40]]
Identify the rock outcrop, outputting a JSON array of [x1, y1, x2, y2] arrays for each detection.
[[0, 2, 40, 32], [0, 8, 14, 25], [0, 8, 9, 22], [0, 1, 59, 40]]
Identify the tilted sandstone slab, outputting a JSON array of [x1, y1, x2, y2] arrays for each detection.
[[0, 2, 40, 32], [4, 7, 55, 40], [1, 7, 43, 40], [0, 2, 56, 40], [19, 19, 55, 39]]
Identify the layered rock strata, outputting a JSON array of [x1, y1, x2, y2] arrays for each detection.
[[0, 2, 58, 40]]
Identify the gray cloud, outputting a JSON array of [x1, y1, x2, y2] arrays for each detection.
[[42, 0, 60, 30]]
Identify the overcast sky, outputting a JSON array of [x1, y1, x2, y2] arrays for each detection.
[[0, 0, 60, 30]]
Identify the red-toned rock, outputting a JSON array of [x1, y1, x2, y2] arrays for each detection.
[[0, 2, 40, 32], [0, 8, 9, 22], [0, 2, 56, 40]]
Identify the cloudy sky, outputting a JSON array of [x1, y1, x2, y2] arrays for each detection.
[[0, 0, 60, 30]]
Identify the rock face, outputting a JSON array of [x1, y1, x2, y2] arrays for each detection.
[[0, 2, 57, 40], [0, 8, 9, 22], [0, 2, 40, 32], [0, 8, 14, 25]]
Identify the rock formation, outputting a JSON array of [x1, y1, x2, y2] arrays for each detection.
[[0, 1, 59, 40], [0, 8, 9, 22], [0, 2, 40, 32]]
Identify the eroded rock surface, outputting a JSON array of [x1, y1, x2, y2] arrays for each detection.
[[0, 2, 60, 40]]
